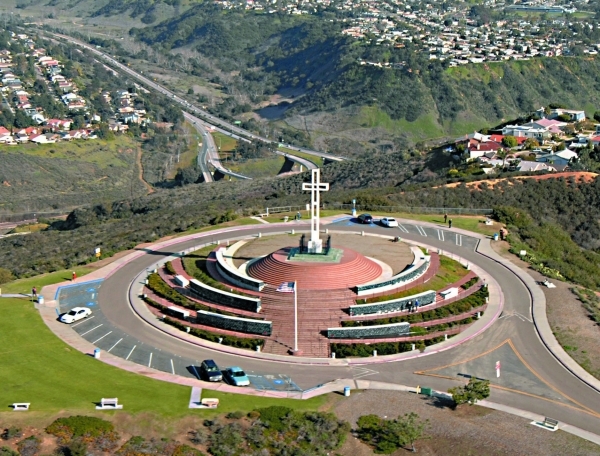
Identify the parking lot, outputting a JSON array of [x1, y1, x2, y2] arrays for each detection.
[[329, 216, 480, 250], [57, 281, 305, 392]]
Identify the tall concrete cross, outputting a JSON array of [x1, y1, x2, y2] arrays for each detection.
[[302, 169, 329, 253]]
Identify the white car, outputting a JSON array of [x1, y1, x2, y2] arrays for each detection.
[[381, 217, 399, 228], [60, 307, 92, 324]]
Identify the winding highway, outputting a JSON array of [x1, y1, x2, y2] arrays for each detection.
[[59, 220, 600, 436], [48, 32, 345, 172]]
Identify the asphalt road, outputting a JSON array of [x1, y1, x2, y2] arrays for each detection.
[[49, 33, 344, 164], [58, 220, 600, 433]]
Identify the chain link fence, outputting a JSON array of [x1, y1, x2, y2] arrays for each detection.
[[265, 205, 493, 216]]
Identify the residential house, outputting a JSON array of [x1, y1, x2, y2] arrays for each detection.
[[501, 124, 550, 141], [536, 149, 577, 168], [548, 108, 585, 122], [517, 161, 555, 172]]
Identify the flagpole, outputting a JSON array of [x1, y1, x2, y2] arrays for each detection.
[[294, 281, 298, 353]]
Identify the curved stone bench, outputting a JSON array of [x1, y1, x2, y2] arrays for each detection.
[[349, 290, 436, 316], [355, 248, 431, 296], [327, 321, 411, 339], [189, 279, 262, 313], [196, 310, 272, 336], [215, 247, 265, 292]]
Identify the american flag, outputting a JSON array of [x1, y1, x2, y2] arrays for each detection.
[[276, 281, 295, 293]]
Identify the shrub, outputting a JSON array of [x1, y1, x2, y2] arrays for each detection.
[[1, 427, 22, 441], [226, 411, 244, 420], [46, 416, 114, 442], [0, 447, 18, 456], [461, 277, 479, 289], [163, 317, 264, 350], [164, 261, 176, 275], [448, 377, 490, 406], [17, 436, 40, 456], [46, 416, 118, 451], [254, 406, 293, 432], [0, 268, 14, 285]]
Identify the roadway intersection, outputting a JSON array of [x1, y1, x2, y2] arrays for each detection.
[[50, 219, 600, 436]]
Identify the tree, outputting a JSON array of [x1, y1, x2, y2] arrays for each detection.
[[357, 412, 428, 453], [594, 111, 600, 123], [497, 149, 508, 170], [523, 138, 540, 150], [0, 267, 14, 285], [501, 135, 518, 148], [448, 377, 491, 406]]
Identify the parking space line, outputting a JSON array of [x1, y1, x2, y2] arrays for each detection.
[[416, 225, 427, 236], [437, 229, 444, 241], [107, 338, 123, 353], [398, 224, 409, 233], [456, 234, 463, 246], [71, 316, 94, 327], [92, 331, 112, 344], [126, 345, 136, 360], [80, 324, 103, 336], [170, 359, 175, 375], [148, 353, 153, 368]]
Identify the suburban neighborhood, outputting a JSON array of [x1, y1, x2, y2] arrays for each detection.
[[453, 106, 599, 174], [0, 31, 150, 146], [214, 0, 598, 67]]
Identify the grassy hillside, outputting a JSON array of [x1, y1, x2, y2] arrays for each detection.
[[0, 136, 149, 212]]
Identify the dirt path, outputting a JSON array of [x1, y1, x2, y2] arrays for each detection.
[[136, 145, 154, 194]]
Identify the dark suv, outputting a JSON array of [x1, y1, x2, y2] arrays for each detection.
[[199, 359, 223, 382], [358, 213, 373, 224]]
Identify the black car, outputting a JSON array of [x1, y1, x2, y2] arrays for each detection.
[[358, 213, 373, 224], [199, 359, 223, 382]]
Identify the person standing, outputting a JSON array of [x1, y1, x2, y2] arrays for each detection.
[[444, 213, 448, 223], [31, 287, 37, 297], [448, 219, 453, 229], [72, 271, 77, 281]]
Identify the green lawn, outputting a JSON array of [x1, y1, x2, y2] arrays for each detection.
[[211, 132, 237, 155], [1, 267, 95, 295], [228, 156, 286, 179], [0, 298, 326, 418], [277, 146, 322, 166]]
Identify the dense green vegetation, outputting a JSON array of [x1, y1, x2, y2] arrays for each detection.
[[448, 378, 491, 406], [198, 406, 349, 456], [356, 412, 428, 454]]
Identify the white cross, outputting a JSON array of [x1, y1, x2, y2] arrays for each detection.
[[302, 169, 329, 253]]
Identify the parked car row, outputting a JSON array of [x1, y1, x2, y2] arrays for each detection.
[[200, 359, 250, 387], [357, 214, 399, 228]]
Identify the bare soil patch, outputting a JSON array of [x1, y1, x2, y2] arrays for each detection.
[[329, 390, 600, 455], [443, 172, 598, 189]]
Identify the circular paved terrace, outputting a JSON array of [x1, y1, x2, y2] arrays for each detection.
[[247, 246, 383, 290]]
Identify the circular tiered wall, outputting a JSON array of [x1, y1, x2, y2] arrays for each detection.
[[247, 246, 382, 289]]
